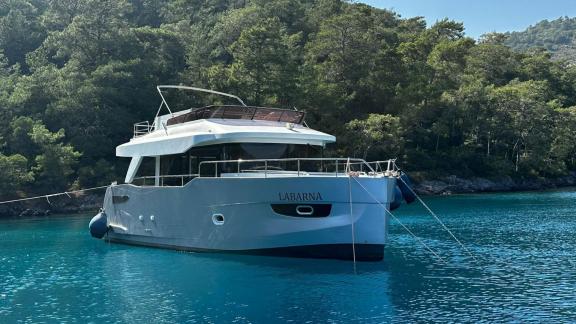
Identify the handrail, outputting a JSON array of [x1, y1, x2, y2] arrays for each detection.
[[198, 158, 377, 177], [130, 158, 397, 187], [133, 121, 154, 138], [133, 174, 199, 187], [369, 160, 398, 174]]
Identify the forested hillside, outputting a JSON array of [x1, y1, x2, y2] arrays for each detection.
[[505, 16, 576, 62], [1, 0, 576, 197]]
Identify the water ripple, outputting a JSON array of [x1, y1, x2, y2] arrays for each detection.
[[0, 190, 575, 322]]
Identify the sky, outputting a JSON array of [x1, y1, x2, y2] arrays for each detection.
[[362, 0, 576, 39]]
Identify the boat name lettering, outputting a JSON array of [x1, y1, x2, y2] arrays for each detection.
[[278, 192, 323, 201]]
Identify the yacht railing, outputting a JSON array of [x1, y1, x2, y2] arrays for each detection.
[[356, 160, 399, 175], [131, 158, 397, 187], [198, 158, 388, 178], [132, 174, 199, 187], [133, 121, 155, 138]]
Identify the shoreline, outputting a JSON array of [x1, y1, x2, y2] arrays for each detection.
[[0, 192, 103, 218], [413, 172, 576, 195], [1, 173, 575, 218]]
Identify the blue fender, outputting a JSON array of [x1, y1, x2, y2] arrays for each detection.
[[397, 173, 416, 204], [390, 186, 403, 211], [89, 211, 108, 239]]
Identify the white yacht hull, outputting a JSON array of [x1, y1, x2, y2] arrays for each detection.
[[102, 176, 396, 261]]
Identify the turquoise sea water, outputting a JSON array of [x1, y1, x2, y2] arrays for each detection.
[[0, 190, 575, 323]]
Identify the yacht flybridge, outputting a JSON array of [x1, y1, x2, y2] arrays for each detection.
[[89, 86, 415, 261]]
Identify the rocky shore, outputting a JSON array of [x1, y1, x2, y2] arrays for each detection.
[[414, 172, 576, 195], [0, 173, 575, 217], [0, 192, 103, 218]]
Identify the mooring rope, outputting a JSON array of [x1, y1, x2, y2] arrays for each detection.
[[346, 158, 358, 271], [350, 177, 446, 264], [0, 185, 110, 205], [396, 175, 478, 262]]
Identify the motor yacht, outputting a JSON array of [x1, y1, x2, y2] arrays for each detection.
[[89, 86, 412, 261]]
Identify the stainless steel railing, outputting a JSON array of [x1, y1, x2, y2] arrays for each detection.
[[358, 159, 399, 175], [131, 158, 397, 187], [132, 174, 199, 187], [133, 121, 155, 138], [198, 158, 385, 178]]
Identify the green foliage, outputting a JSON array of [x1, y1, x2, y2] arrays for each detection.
[[504, 16, 576, 62], [0, 117, 80, 196], [0, 0, 575, 197], [227, 17, 299, 105], [0, 0, 46, 70], [345, 114, 403, 160], [28, 120, 82, 188], [0, 154, 34, 195]]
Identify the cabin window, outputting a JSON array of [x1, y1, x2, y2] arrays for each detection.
[[131, 143, 324, 185], [134, 157, 155, 184], [223, 143, 320, 160], [219, 143, 323, 174], [161, 154, 188, 176]]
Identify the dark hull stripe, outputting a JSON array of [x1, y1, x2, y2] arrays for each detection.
[[106, 237, 384, 261]]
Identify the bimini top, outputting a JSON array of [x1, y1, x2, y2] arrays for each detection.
[[116, 86, 336, 157]]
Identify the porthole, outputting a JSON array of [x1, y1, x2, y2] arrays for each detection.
[[212, 214, 225, 225]]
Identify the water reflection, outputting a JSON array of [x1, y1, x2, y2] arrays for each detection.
[[95, 246, 395, 323]]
